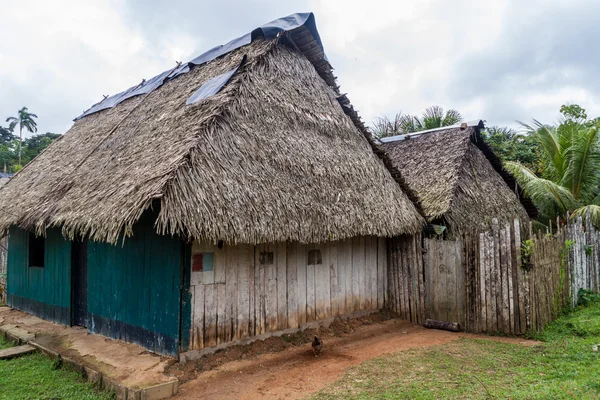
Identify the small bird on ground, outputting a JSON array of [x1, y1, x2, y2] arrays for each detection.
[[312, 336, 323, 357]]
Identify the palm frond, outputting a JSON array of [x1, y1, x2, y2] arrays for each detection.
[[564, 123, 600, 202], [442, 109, 463, 126], [571, 205, 600, 228], [505, 160, 579, 218], [399, 114, 420, 133]]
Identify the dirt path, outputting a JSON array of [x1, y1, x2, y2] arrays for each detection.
[[174, 319, 538, 400]]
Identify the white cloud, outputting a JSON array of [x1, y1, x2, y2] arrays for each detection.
[[0, 0, 598, 135]]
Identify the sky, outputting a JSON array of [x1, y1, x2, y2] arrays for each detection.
[[1, 0, 599, 137]]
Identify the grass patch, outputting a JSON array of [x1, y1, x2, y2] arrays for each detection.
[[0, 335, 14, 350], [0, 351, 113, 400], [312, 301, 600, 400]]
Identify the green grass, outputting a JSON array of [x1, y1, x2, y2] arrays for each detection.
[[0, 337, 113, 400], [312, 301, 600, 400], [0, 335, 14, 350]]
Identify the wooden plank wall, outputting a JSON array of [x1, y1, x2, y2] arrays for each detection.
[[413, 213, 600, 335], [190, 236, 388, 350], [386, 235, 425, 324]]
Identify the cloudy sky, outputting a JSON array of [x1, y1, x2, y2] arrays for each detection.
[[1, 0, 598, 137]]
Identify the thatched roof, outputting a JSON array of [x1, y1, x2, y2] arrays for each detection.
[[379, 121, 536, 234], [0, 15, 423, 244]]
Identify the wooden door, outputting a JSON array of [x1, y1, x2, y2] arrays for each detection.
[[71, 240, 88, 327]]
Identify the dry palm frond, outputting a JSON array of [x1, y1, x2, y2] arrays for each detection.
[[380, 127, 530, 234]]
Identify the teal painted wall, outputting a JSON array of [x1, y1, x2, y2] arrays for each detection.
[[87, 215, 184, 355], [6, 227, 72, 324]]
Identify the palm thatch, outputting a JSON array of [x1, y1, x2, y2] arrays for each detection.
[[0, 33, 423, 244], [380, 123, 536, 234]]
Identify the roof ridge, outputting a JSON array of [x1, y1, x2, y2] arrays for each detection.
[[379, 120, 485, 144]]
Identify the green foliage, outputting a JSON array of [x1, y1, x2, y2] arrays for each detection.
[[0, 131, 59, 173], [371, 105, 463, 138], [521, 238, 535, 269], [483, 126, 542, 173], [577, 289, 600, 308], [6, 106, 39, 165], [506, 104, 600, 227], [571, 205, 600, 228]]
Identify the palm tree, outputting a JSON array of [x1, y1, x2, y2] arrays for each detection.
[[399, 105, 463, 133], [6, 106, 38, 166], [504, 116, 600, 226], [371, 113, 404, 138], [371, 106, 463, 138]]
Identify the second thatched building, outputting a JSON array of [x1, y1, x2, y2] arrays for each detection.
[[379, 121, 536, 236]]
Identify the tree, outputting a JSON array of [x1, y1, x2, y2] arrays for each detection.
[[371, 113, 404, 138], [482, 126, 541, 174], [371, 106, 463, 138], [0, 126, 15, 144], [21, 133, 61, 164], [504, 104, 600, 226], [398, 105, 463, 133], [6, 106, 38, 166]]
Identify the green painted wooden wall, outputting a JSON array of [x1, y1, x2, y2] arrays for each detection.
[[87, 214, 185, 356], [6, 227, 72, 324]]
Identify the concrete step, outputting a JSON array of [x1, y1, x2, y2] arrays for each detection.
[[0, 344, 37, 360]]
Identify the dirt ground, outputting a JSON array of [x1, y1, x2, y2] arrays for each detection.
[[171, 312, 538, 400], [0, 307, 175, 389]]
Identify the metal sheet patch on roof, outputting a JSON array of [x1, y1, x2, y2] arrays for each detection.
[[75, 12, 323, 121], [186, 57, 245, 105]]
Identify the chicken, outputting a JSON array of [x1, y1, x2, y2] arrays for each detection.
[[311, 336, 323, 357]]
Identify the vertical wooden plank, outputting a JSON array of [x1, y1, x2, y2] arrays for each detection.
[[484, 234, 493, 332], [368, 236, 378, 310], [225, 246, 237, 343], [306, 246, 316, 321], [492, 220, 502, 332], [512, 219, 523, 334], [216, 283, 227, 344], [315, 244, 331, 320], [265, 245, 278, 332], [416, 236, 426, 323], [362, 238, 372, 311], [192, 285, 204, 349], [341, 238, 352, 315], [479, 233, 486, 333], [402, 238, 411, 320], [329, 241, 340, 316], [432, 239, 440, 321], [297, 243, 307, 324], [446, 240, 457, 324], [500, 227, 510, 334], [204, 284, 217, 347], [359, 237, 367, 311], [286, 243, 298, 329], [276, 242, 287, 330], [254, 246, 264, 335], [377, 238, 386, 309], [248, 246, 256, 337], [455, 238, 465, 328], [505, 224, 515, 334], [236, 245, 251, 340], [387, 238, 399, 315], [352, 237, 363, 312], [410, 238, 419, 323]]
